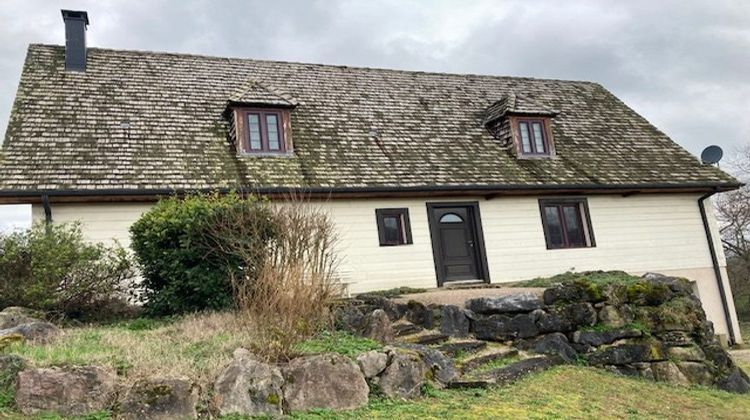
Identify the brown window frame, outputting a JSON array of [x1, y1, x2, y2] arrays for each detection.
[[538, 198, 595, 249], [510, 116, 555, 158], [234, 107, 293, 155], [375, 208, 413, 246]]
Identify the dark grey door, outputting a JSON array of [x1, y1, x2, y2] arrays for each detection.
[[428, 205, 483, 284]]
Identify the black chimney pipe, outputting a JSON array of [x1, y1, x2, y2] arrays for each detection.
[[61, 10, 89, 72]]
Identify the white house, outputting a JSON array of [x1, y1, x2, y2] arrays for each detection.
[[0, 10, 742, 343]]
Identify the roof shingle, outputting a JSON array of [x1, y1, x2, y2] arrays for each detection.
[[0, 44, 738, 193]]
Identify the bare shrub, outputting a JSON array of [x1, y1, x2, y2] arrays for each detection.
[[202, 194, 343, 361]]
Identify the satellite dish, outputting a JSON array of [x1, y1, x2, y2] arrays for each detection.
[[701, 145, 723, 165]]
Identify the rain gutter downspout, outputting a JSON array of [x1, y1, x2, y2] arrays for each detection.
[[698, 190, 737, 345], [41, 194, 52, 223]]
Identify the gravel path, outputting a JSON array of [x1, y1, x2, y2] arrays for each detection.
[[394, 287, 545, 308]]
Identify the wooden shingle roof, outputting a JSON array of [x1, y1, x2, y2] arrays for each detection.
[[0, 44, 739, 196]]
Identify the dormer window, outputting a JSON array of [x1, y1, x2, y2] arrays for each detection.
[[517, 118, 549, 155], [511, 116, 554, 158], [234, 107, 292, 155]]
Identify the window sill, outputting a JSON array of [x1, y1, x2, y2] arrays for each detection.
[[545, 245, 595, 250], [237, 151, 295, 158]]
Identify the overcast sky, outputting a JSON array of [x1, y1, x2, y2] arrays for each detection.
[[0, 0, 749, 230]]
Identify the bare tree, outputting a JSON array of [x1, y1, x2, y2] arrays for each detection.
[[716, 147, 750, 317]]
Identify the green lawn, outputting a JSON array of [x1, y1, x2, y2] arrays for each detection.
[[291, 366, 750, 419]]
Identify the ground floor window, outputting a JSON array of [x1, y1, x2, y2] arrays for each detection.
[[375, 208, 413, 246], [538, 198, 595, 249]]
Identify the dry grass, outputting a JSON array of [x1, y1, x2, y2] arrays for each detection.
[[6, 311, 254, 387], [210, 195, 344, 362]]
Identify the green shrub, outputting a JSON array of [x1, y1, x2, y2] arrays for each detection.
[[0, 223, 133, 320], [129, 193, 277, 315]]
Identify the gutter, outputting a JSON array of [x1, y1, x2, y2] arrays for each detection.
[[0, 181, 742, 199], [698, 190, 737, 345], [41, 194, 52, 223]]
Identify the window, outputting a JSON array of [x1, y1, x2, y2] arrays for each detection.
[[376, 208, 413, 246], [539, 199, 595, 249], [514, 118, 551, 156], [439, 213, 463, 223], [236, 108, 289, 154]]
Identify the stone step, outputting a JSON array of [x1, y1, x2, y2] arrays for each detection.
[[459, 347, 519, 373], [402, 331, 450, 345], [392, 321, 422, 337], [449, 355, 564, 389], [434, 340, 488, 357]]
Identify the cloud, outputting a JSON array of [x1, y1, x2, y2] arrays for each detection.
[[0, 0, 747, 158]]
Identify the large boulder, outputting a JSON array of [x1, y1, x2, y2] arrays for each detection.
[[571, 328, 643, 347], [0, 321, 61, 344], [666, 345, 706, 362], [440, 305, 471, 337], [597, 305, 634, 328], [282, 353, 368, 412], [356, 350, 389, 379], [334, 304, 367, 333], [362, 309, 394, 344], [402, 300, 434, 329], [120, 376, 199, 420], [536, 310, 574, 333], [398, 344, 458, 385], [543, 281, 604, 305], [213, 348, 284, 417], [378, 351, 426, 399], [518, 333, 578, 363], [587, 343, 666, 366], [466, 293, 542, 315], [472, 315, 515, 341], [15, 366, 117, 416], [0, 355, 26, 387], [677, 362, 714, 386], [510, 313, 539, 338], [651, 361, 690, 385], [716, 367, 750, 394], [0, 308, 38, 329]]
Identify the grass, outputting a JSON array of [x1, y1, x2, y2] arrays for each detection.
[[508, 270, 642, 288], [4, 311, 255, 387], [289, 365, 750, 419], [463, 354, 522, 376], [295, 331, 382, 358]]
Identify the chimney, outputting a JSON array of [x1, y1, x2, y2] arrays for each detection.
[[61, 10, 89, 72]]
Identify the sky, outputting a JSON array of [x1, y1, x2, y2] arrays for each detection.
[[0, 0, 749, 230]]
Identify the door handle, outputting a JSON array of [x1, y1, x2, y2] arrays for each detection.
[[468, 240, 475, 247]]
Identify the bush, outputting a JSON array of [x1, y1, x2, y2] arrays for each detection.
[[129, 193, 277, 315], [202, 195, 344, 361], [0, 223, 134, 320]]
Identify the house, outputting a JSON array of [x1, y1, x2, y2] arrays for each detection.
[[0, 10, 743, 343]]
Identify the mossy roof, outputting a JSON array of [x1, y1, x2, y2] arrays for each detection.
[[0, 44, 739, 193]]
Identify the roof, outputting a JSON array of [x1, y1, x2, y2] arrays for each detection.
[[0, 44, 739, 197]]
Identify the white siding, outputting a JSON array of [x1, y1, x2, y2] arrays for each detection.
[[32, 193, 740, 340]]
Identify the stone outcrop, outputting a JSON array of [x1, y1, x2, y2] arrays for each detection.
[[213, 348, 284, 417], [14, 365, 117, 416], [282, 353, 369, 412], [120, 376, 199, 420], [440, 305, 471, 337]]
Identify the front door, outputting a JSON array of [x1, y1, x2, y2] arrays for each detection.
[[427, 203, 488, 285]]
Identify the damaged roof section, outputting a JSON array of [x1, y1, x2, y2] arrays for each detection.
[[0, 44, 739, 193]]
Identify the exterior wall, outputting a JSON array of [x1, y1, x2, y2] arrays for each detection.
[[32, 192, 741, 341]]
